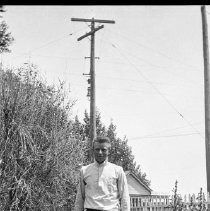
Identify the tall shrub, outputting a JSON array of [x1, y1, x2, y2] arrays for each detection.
[[0, 66, 85, 210]]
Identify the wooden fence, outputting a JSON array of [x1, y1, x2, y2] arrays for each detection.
[[130, 193, 210, 211]]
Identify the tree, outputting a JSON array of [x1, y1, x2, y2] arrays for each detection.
[[0, 5, 5, 14], [167, 181, 185, 211], [76, 110, 107, 164], [107, 122, 151, 187], [0, 5, 14, 54], [0, 66, 85, 210]]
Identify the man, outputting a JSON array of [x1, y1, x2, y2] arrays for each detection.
[[74, 136, 130, 211]]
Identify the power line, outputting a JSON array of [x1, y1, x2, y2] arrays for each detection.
[[12, 35, 70, 61], [28, 35, 71, 52], [26, 53, 82, 60], [129, 120, 204, 141], [106, 28, 201, 72], [101, 38, 203, 87], [11, 26, 88, 61], [109, 42, 204, 140], [129, 132, 202, 140], [102, 38, 166, 70]]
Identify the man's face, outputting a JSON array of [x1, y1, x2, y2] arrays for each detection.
[[93, 142, 110, 164]]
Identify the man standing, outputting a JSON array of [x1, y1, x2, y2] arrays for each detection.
[[74, 136, 130, 211]]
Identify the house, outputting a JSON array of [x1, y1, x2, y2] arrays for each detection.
[[125, 171, 152, 197], [125, 171, 170, 211]]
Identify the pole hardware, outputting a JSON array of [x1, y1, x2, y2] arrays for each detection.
[[77, 25, 104, 41], [85, 57, 100, 59], [71, 17, 115, 24]]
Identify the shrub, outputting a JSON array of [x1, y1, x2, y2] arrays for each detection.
[[0, 66, 85, 210]]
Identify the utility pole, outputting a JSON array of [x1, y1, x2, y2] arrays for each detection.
[[201, 5, 210, 208], [71, 17, 115, 160]]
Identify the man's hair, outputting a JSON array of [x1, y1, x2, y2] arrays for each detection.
[[93, 136, 111, 148]]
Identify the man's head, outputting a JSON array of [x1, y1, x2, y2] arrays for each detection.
[[93, 136, 111, 164]]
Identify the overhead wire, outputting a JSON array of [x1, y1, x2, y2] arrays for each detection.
[[152, 120, 203, 134], [129, 132, 202, 140], [102, 39, 166, 70], [26, 53, 82, 60], [129, 120, 204, 141], [106, 22, 204, 140], [100, 37, 203, 87], [107, 41, 204, 140], [11, 35, 70, 61], [106, 28, 201, 72], [11, 26, 88, 61]]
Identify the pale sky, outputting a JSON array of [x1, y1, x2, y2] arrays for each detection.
[[1, 5, 208, 196]]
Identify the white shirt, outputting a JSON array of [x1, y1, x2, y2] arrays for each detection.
[[74, 159, 130, 211]]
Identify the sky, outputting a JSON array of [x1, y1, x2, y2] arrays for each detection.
[[1, 5, 208, 196]]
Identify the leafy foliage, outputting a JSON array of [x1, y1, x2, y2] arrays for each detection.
[[0, 5, 5, 14], [166, 181, 207, 211], [0, 66, 85, 210], [0, 5, 14, 53]]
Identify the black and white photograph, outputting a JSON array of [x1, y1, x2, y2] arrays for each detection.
[[0, 5, 209, 211]]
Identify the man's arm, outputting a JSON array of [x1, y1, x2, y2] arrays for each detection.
[[74, 169, 85, 211], [118, 167, 130, 211]]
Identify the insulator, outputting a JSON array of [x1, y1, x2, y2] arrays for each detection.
[[87, 87, 91, 97]]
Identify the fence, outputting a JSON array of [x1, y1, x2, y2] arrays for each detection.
[[130, 193, 210, 211]]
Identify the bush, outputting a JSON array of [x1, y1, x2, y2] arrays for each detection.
[[0, 66, 85, 210]]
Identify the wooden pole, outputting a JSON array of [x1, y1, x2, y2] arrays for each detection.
[[201, 6, 210, 208], [71, 17, 115, 161], [90, 19, 96, 158]]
